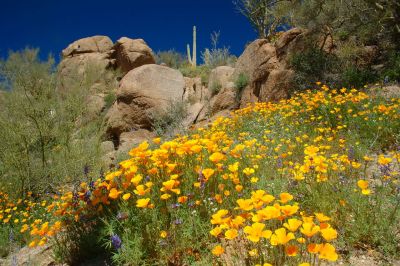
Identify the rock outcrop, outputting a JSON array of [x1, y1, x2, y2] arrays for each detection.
[[113, 37, 155, 74], [183, 102, 205, 127], [86, 93, 107, 117], [233, 28, 305, 107], [183, 77, 209, 103], [56, 29, 327, 169], [1, 244, 56, 266], [208, 66, 235, 92], [118, 129, 156, 153], [58, 36, 155, 94], [62, 36, 113, 57], [209, 85, 237, 114], [57, 36, 116, 93], [259, 69, 294, 102], [105, 64, 185, 140]]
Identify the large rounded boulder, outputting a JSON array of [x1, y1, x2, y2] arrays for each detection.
[[61, 36, 113, 57], [105, 64, 185, 140], [208, 66, 235, 93], [233, 29, 307, 106], [113, 37, 155, 74], [57, 36, 116, 93]]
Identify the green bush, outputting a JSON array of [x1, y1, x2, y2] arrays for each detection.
[[53, 220, 108, 264], [384, 52, 400, 82], [155, 50, 185, 69], [0, 48, 105, 197], [290, 47, 338, 90], [290, 46, 380, 90], [104, 91, 116, 110], [341, 66, 377, 88], [234, 73, 249, 102], [209, 81, 222, 96], [290, 48, 333, 78], [179, 64, 211, 86]]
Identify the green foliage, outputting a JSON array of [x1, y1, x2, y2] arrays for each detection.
[[290, 48, 337, 90], [150, 100, 188, 137], [289, 46, 378, 90], [341, 66, 377, 89], [342, 185, 400, 256], [275, 0, 393, 46], [53, 220, 108, 264], [234, 73, 249, 102], [273, 0, 400, 82], [104, 91, 117, 110], [179, 65, 211, 86], [234, 0, 284, 39], [210, 81, 222, 96], [290, 48, 333, 78], [101, 202, 213, 265], [384, 52, 400, 82], [155, 50, 185, 69], [0, 48, 105, 197], [0, 226, 14, 258]]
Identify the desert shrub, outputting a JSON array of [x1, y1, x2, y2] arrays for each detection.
[[384, 52, 400, 82], [335, 39, 364, 66], [290, 48, 333, 78], [150, 100, 188, 137], [0, 48, 105, 198], [4, 85, 400, 264], [209, 81, 222, 96], [0, 225, 19, 258], [341, 66, 377, 88], [234, 73, 249, 102], [201, 48, 237, 69], [290, 47, 338, 90], [201, 31, 237, 69], [155, 50, 185, 69], [179, 64, 211, 86], [104, 91, 116, 110], [53, 220, 108, 264], [290, 46, 378, 90]]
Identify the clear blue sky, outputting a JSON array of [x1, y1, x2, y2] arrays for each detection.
[[0, 0, 257, 62]]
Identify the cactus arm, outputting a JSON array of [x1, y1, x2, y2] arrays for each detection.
[[187, 44, 192, 65], [193, 26, 197, 67]]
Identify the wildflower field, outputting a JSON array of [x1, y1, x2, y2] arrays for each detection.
[[0, 85, 399, 265]]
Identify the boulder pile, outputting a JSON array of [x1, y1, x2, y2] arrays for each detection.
[[56, 29, 319, 167]]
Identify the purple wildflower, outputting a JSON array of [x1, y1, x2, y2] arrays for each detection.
[[111, 234, 122, 249], [174, 219, 183, 225]]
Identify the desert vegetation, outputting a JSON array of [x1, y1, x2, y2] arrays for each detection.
[[0, 1, 400, 265], [1, 85, 399, 265]]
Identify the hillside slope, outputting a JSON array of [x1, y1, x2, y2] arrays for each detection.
[[1, 85, 400, 265]]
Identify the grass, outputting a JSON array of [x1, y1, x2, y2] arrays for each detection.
[[179, 64, 211, 86], [0, 84, 399, 265]]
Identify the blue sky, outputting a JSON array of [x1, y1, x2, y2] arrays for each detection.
[[0, 0, 257, 62]]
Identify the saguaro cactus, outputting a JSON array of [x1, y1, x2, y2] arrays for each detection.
[[187, 26, 197, 67]]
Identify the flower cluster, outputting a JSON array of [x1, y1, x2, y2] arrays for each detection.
[[210, 192, 338, 264], [1, 86, 399, 264]]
